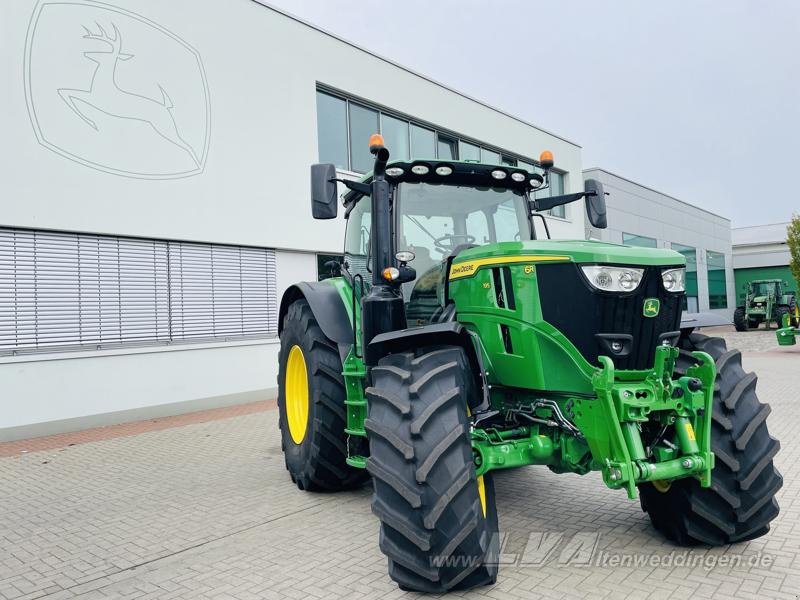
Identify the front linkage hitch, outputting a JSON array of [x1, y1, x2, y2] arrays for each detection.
[[470, 346, 716, 499]]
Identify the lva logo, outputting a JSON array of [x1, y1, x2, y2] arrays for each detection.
[[24, 1, 210, 179]]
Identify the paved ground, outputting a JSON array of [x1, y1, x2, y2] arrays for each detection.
[[703, 325, 799, 354], [1, 336, 798, 599]]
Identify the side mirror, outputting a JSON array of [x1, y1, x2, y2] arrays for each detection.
[[584, 179, 607, 229], [310, 163, 338, 219]]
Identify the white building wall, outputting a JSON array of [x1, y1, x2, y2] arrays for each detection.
[[0, 0, 583, 439], [732, 223, 792, 270]]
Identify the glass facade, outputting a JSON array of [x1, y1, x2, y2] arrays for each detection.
[[671, 243, 699, 312], [707, 250, 728, 309], [315, 89, 567, 205]]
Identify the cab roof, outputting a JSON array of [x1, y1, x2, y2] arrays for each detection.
[[343, 159, 543, 206]]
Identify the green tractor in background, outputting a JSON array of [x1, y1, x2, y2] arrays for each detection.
[[277, 135, 782, 592], [733, 278, 798, 331]]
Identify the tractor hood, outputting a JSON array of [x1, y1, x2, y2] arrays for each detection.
[[453, 239, 685, 267]]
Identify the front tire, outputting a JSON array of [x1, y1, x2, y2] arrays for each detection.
[[277, 299, 368, 491], [733, 308, 747, 332], [640, 333, 782, 545], [366, 347, 499, 592]]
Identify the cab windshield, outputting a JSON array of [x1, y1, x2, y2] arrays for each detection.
[[396, 182, 530, 276], [751, 282, 778, 297], [343, 182, 531, 326]]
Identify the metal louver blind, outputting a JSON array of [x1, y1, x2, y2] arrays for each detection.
[[168, 242, 278, 341], [0, 228, 277, 355]]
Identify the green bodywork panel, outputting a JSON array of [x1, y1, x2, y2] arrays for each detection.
[[452, 239, 685, 268], [325, 239, 716, 499], [777, 312, 799, 346]]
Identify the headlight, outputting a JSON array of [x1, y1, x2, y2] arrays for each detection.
[[661, 268, 686, 292], [581, 265, 644, 292]]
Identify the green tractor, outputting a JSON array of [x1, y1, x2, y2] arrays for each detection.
[[733, 278, 798, 331], [277, 136, 782, 592]]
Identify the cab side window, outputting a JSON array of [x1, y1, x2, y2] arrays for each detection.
[[344, 200, 371, 283]]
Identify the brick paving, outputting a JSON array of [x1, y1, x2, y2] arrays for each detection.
[[703, 325, 800, 355], [1, 350, 798, 599]]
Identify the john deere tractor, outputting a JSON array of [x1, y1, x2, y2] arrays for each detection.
[[277, 135, 782, 592], [734, 278, 798, 331]]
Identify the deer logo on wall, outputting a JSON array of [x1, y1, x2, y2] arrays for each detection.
[[57, 22, 200, 166]]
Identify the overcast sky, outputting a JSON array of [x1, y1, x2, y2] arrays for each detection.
[[267, 0, 799, 227]]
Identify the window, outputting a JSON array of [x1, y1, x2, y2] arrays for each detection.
[[458, 140, 480, 161], [548, 172, 566, 218], [315, 88, 565, 195], [344, 199, 372, 283], [349, 103, 379, 173], [481, 148, 500, 165], [500, 155, 516, 167], [518, 160, 535, 171], [396, 183, 529, 324], [671, 243, 699, 311], [437, 135, 458, 160], [316, 92, 348, 169], [317, 254, 343, 281], [410, 124, 435, 159], [623, 232, 658, 248], [0, 228, 277, 355], [533, 171, 566, 218], [381, 114, 409, 161], [707, 250, 728, 309]]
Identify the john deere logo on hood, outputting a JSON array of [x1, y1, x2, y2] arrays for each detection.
[[643, 298, 660, 318]]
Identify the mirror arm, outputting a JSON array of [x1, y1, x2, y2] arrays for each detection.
[[531, 191, 587, 212], [333, 178, 372, 196]]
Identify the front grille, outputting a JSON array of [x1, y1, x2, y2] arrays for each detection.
[[536, 263, 683, 369]]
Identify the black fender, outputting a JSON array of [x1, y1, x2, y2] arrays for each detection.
[[367, 322, 490, 412], [279, 282, 353, 361]]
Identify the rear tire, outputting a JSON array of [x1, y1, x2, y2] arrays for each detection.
[[790, 297, 799, 327], [733, 308, 747, 332], [640, 333, 782, 545], [277, 299, 368, 491], [366, 347, 499, 592]]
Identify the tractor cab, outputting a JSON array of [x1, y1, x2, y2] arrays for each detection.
[[343, 168, 533, 326], [748, 279, 781, 304]]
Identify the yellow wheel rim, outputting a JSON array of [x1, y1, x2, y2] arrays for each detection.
[[652, 479, 672, 493], [476, 475, 487, 517], [285, 345, 309, 444]]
